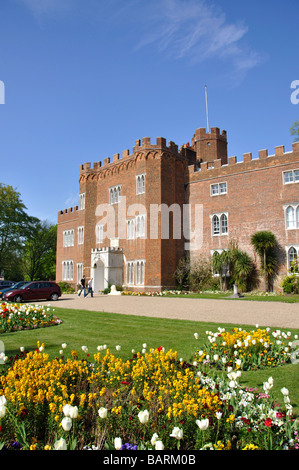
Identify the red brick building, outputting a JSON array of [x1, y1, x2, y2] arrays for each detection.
[[56, 127, 299, 292]]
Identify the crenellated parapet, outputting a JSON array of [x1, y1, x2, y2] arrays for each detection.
[[58, 205, 79, 220], [79, 136, 195, 180], [187, 140, 299, 180]]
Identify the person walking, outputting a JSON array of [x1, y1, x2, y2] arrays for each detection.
[[84, 278, 93, 298], [78, 276, 86, 297]]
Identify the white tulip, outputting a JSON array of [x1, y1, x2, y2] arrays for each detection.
[[54, 438, 68, 450], [63, 404, 72, 417], [196, 418, 209, 430], [170, 427, 183, 440], [61, 417, 72, 431], [114, 437, 122, 450], [69, 406, 78, 419], [151, 433, 159, 446], [138, 409, 149, 424], [98, 407, 108, 418], [194, 333, 199, 339], [0, 395, 7, 406], [155, 440, 164, 450], [115, 345, 121, 351], [281, 387, 289, 396], [61, 343, 67, 349], [0, 404, 6, 418]]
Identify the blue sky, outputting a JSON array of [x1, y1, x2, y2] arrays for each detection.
[[0, 0, 298, 224]]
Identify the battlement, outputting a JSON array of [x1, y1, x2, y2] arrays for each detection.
[[188, 140, 299, 178], [58, 205, 79, 218], [79, 136, 191, 174]]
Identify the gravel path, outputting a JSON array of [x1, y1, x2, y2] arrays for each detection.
[[40, 293, 299, 329]]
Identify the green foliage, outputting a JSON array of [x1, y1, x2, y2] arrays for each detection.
[[290, 120, 299, 142], [0, 183, 57, 281], [57, 282, 76, 293], [251, 231, 279, 292], [281, 275, 299, 294]]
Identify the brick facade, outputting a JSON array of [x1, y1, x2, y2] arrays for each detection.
[[56, 127, 299, 292]]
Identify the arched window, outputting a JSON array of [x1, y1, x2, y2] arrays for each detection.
[[212, 215, 220, 235], [286, 206, 295, 229], [288, 247, 297, 270], [220, 214, 228, 234]]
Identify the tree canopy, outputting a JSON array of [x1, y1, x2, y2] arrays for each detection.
[[0, 183, 56, 281]]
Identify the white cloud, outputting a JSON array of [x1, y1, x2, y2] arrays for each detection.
[[135, 0, 261, 76]]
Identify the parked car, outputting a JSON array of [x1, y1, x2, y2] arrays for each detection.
[[0, 281, 30, 300], [0, 280, 15, 290], [3, 281, 62, 303]]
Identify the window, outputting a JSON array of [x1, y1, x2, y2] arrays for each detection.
[[79, 193, 85, 210], [109, 185, 121, 204], [220, 214, 228, 234], [63, 229, 74, 247], [284, 204, 299, 229], [136, 174, 145, 194], [212, 215, 220, 235], [127, 219, 135, 239], [127, 261, 134, 285], [283, 169, 299, 184], [77, 263, 83, 283], [62, 260, 73, 281], [136, 260, 145, 285], [211, 213, 228, 236], [286, 246, 298, 271], [136, 214, 146, 238], [78, 226, 84, 245], [96, 224, 104, 243], [211, 182, 227, 196]]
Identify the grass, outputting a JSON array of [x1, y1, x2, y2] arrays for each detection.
[[1, 306, 299, 415], [161, 292, 299, 303]]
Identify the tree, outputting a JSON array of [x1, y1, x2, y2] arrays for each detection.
[[290, 121, 299, 142], [251, 231, 277, 292], [211, 251, 231, 291], [22, 220, 57, 281], [231, 250, 253, 292], [0, 183, 31, 278]]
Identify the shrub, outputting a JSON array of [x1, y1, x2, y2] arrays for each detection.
[[57, 282, 75, 294], [281, 275, 299, 294]]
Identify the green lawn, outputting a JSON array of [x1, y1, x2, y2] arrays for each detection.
[[162, 292, 299, 303], [1, 306, 299, 415]]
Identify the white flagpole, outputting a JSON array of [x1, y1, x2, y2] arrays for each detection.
[[205, 85, 209, 133]]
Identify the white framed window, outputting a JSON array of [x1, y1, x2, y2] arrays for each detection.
[[136, 174, 145, 194], [211, 213, 228, 236], [210, 182, 227, 196], [136, 214, 146, 238], [127, 219, 135, 240], [283, 169, 299, 185], [77, 263, 83, 283], [136, 260, 145, 285], [62, 260, 74, 281], [96, 224, 104, 243], [284, 204, 299, 229], [63, 229, 75, 247], [79, 193, 85, 210], [127, 261, 135, 285], [78, 226, 84, 245], [285, 246, 298, 271], [109, 185, 121, 204]]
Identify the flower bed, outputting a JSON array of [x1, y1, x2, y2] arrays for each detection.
[[0, 303, 61, 334], [0, 339, 298, 450], [194, 326, 298, 371]]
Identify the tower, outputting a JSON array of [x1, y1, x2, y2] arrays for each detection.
[[191, 127, 228, 165]]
